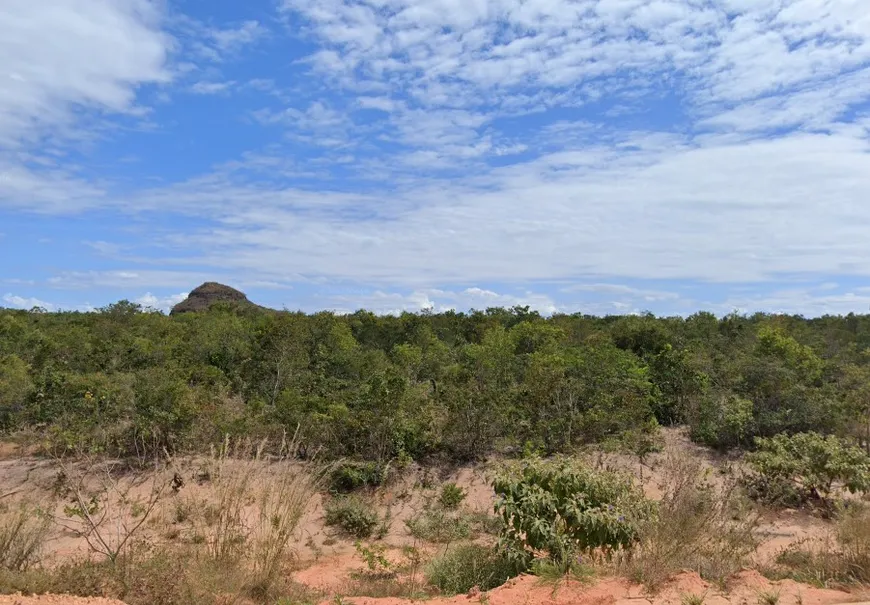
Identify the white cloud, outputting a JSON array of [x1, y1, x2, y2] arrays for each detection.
[[209, 20, 265, 53], [134, 292, 188, 312], [0, 0, 171, 149], [97, 126, 868, 287], [322, 286, 559, 315], [189, 80, 236, 95], [47, 270, 214, 290], [2, 294, 56, 311], [181, 18, 266, 63]]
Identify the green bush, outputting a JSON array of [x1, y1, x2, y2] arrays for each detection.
[[324, 496, 380, 538], [329, 461, 388, 493], [493, 457, 652, 565], [406, 509, 471, 543], [438, 482, 466, 510], [744, 432, 870, 507], [426, 544, 523, 594]]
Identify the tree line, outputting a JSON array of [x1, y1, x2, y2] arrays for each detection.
[[1, 301, 869, 461]]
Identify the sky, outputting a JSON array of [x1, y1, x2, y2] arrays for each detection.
[[1, 0, 870, 316]]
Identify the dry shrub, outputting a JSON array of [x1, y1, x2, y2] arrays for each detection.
[[0, 502, 50, 571], [50, 456, 169, 564], [774, 504, 870, 586], [617, 454, 760, 588]]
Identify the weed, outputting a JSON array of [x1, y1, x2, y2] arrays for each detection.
[[532, 557, 595, 587], [757, 589, 781, 605], [681, 593, 706, 605], [354, 541, 395, 578]]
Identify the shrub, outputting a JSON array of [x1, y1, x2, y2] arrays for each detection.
[[325, 496, 380, 538], [616, 455, 760, 587], [493, 457, 652, 565], [438, 482, 466, 510], [405, 508, 471, 543], [0, 503, 50, 571], [744, 433, 870, 507], [426, 544, 523, 594], [329, 461, 388, 493]]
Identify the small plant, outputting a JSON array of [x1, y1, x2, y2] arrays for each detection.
[[325, 496, 380, 538], [532, 556, 595, 587], [172, 498, 194, 524], [681, 592, 706, 605], [438, 482, 466, 510], [757, 589, 780, 605], [354, 541, 394, 578]]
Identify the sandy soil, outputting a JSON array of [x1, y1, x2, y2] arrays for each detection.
[[1, 428, 865, 605], [296, 569, 864, 605]]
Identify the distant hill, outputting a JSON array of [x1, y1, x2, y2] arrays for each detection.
[[169, 282, 261, 315]]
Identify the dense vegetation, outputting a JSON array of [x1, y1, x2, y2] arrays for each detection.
[[2, 301, 870, 462]]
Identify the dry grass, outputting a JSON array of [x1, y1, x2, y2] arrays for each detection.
[[616, 454, 760, 588], [772, 504, 870, 586], [192, 436, 323, 596], [0, 543, 322, 605], [0, 502, 50, 571]]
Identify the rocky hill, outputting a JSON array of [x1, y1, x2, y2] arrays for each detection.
[[169, 282, 259, 315]]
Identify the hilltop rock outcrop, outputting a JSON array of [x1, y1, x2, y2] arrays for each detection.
[[169, 282, 258, 315]]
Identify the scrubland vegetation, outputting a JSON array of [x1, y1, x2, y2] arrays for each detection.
[[1, 301, 870, 603]]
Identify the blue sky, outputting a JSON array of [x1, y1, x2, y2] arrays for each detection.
[[2, 0, 870, 316]]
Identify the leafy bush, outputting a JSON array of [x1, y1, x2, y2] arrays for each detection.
[[438, 482, 466, 510], [325, 496, 380, 538], [744, 432, 870, 507], [0, 503, 50, 571], [492, 457, 652, 566], [616, 455, 759, 587], [329, 461, 388, 493], [426, 544, 523, 594]]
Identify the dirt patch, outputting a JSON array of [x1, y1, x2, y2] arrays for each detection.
[[302, 569, 859, 605]]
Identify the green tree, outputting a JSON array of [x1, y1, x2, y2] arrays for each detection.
[[0, 354, 33, 429]]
